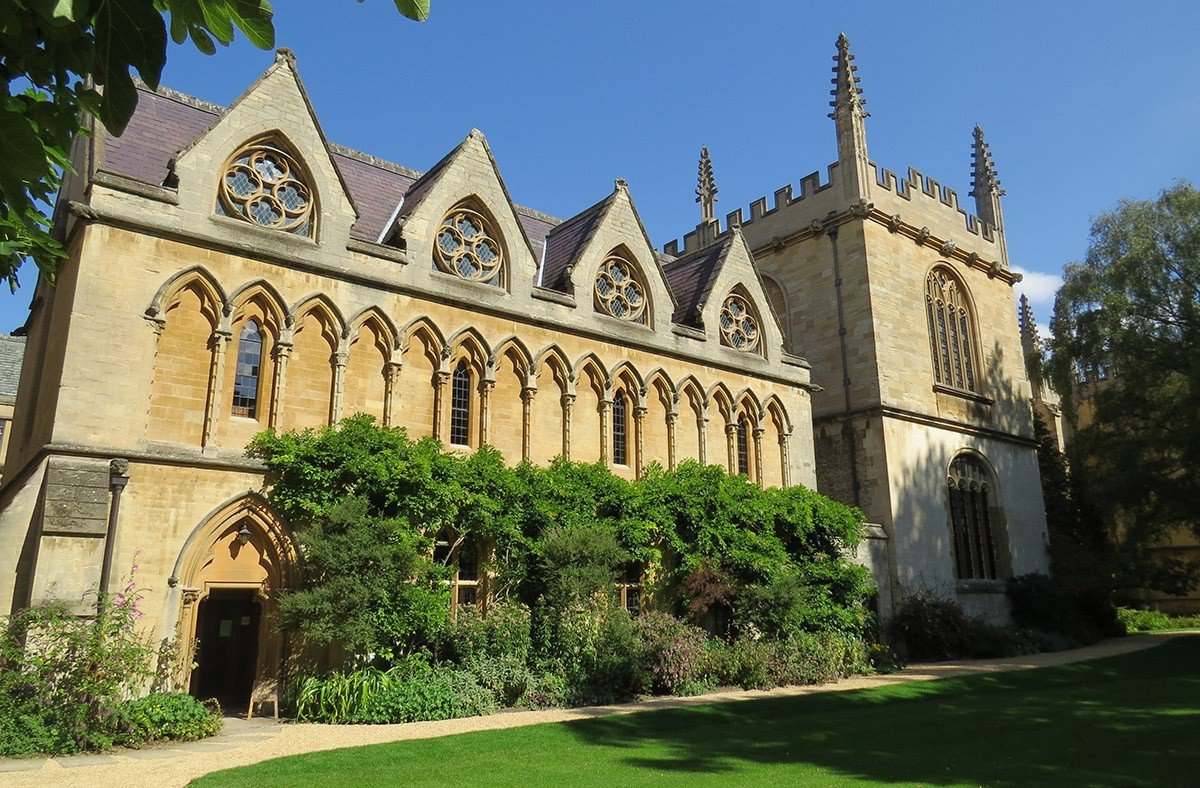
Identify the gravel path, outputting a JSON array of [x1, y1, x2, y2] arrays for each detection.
[[0, 633, 1177, 788]]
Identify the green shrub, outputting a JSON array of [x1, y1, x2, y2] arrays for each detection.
[[766, 632, 870, 686], [635, 611, 711, 695], [518, 670, 570, 709], [888, 588, 1025, 661], [0, 571, 210, 757], [294, 662, 428, 723], [350, 670, 497, 724], [438, 603, 532, 664], [1007, 573, 1123, 644], [1118, 607, 1200, 632], [114, 693, 221, 745], [458, 654, 534, 707], [532, 603, 646, 704]]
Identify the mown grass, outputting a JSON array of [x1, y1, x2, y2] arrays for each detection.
[[194, 635, 1200, 787]]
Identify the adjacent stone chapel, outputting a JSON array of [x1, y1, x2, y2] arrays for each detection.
[[0, 35, 1049, 706]]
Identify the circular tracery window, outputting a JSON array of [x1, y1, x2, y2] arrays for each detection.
[[720, 294, 761, 353], [434, 207, 504, 285], [595, 256, 647, 323], [219, 141, 313, 236]]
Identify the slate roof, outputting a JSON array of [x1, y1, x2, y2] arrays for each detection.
[[98, 85, 559, 251], [661, 235, 732, 326], [539, 193, 614, 291], [0, 335, 25, 400]]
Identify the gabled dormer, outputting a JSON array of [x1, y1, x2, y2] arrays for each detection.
[[379, 129, 540, 295], [539, 180, 676, 331], [168, 49, 358, 248], [663, 227, 787, 360]]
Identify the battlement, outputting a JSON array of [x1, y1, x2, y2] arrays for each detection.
[[664, 166, 836, 256], [872, 164, 999, 245]]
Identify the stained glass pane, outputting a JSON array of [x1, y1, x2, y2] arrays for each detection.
[[612, 394, 627, 465], [232, 322, 263, 419], [450, 362, 471, 445]]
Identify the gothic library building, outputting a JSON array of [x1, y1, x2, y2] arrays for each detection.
[[0, 36, 1049, 708]]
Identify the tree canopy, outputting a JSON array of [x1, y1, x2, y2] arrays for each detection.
[[1049, 180, 1200, 592], [1, 0, 429, 291]]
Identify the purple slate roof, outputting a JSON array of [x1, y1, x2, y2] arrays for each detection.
[[97, 85, 558, 249], [661, 235, 732, 326], [538, 193, 613, 291]]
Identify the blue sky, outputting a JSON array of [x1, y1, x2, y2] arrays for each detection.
[[5, 0, 1199, 333]]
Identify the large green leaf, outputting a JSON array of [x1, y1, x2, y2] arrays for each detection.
[[0, 112, 48, 188], [229, 0, 275, 49], [93, 0, 169, 132], [392, 0, 430, 22]]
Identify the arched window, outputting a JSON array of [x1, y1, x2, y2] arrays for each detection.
[[594, 254, 648, 324], [232, 321, 263, 418], [218, 139, 314, 237], [947, 454, 1002, 580], [450, 360, 472, 446], [761, 276, 790, 345], [736, 417, 750, 476], [612, 391, 628, 466], [434, 204, 504, 287], [720, 293, 762, 355], [926, 268, 977, 392]]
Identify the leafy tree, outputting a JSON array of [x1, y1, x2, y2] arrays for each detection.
[[276, 496, 449, 666], [1049, 181, 1200, 594], [1, 0, 430, 290]]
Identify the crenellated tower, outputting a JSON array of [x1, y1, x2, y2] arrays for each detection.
[[830, 33, 871, 200]]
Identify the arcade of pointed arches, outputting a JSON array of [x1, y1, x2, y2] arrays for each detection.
[[144, 267, 796, 487]]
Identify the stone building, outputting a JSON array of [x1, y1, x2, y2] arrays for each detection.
[[0, 334, 25, 473], [0, 35, 1048, 709]]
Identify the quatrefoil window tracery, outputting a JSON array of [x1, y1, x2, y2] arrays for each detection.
[[219, 141, 314, 236], [594, 256, 647, 324], [720, 294, 761, 354], [434, 207, 504, 286]]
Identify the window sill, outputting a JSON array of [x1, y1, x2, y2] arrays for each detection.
[[933, 384, 994, 406], [956, 579, 1006, 595]]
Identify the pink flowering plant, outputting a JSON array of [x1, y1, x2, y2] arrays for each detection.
[[0, 565, 219, 757]]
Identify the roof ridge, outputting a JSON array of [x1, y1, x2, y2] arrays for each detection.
[[132, 80, 561, 226]]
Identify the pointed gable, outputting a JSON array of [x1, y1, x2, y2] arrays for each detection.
[[383, 129, 540, 289], [167, 49, 358, 244], [662, 235, 732, 327]]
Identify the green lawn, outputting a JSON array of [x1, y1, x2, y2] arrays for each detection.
[[195, 636, 1200, 787]]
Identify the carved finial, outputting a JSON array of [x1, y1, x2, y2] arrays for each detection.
[[830, 33, 870, 194], [696, 146, 718, 224], [830, 34, 868, 120], [1019, 293, 1037, 343], [971, 125, 1003, 199], [614, 178, 628, 191], [971, 125, 1008, 267], [275, 48, 296, 66]]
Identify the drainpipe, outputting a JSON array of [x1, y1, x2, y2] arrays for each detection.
[[97, 457, 130, 611], [825, 224, 862, 507]]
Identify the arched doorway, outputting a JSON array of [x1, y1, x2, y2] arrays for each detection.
[[170, 493, 295, 715]]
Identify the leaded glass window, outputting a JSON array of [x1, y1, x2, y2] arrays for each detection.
[[450, 360, 471, 446], [720, 294, 762, 355], [612, 391, 628, 465], [434, 206, 504, 286], [218, 140, 314, 236], [594, 256, 648, 324], [232, 321, 263, 418], [948, 455, 1001, 580], [926, 268, 979, 393], [736, 418, 750, 476]]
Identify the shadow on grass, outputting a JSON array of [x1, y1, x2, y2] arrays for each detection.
[[562, 636, 1200, 786]]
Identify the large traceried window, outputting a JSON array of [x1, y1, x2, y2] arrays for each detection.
[[434, 205, 504, 287], [948, 454, 1002, 580], [450, 360, 472, 446], [926, 267, 978, 392], [612, 391, 629, 466], [594, 255, 648, 324], [232, 321, 263, 418], [218, 139, 314, 237], [720, 293, 762, 355]]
